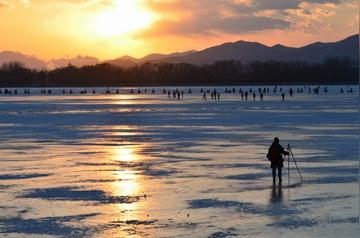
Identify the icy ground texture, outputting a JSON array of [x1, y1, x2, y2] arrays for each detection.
[[0, 86, 358, 238]]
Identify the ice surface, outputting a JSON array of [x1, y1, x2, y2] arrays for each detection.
[[0, 86, 358, 237]]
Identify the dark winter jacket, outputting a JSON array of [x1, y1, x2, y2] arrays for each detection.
[[267, 142, 289, 168]]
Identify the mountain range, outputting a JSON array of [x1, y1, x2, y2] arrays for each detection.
[[0, 34, 357, 70]]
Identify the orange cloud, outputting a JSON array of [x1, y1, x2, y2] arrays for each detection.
[[0, 0, 357, 60]]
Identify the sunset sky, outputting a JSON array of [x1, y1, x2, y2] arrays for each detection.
[[0, 0, 358, 60]]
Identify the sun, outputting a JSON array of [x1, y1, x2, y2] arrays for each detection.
[[93, 0, 155, 37]]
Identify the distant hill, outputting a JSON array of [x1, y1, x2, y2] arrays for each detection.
[[0, 35, 358, 69], [141, 50, 196, 62], [105, 55, 139, 68], [157, 35, 358, 64], [49, 55, 100, 68], [104, 50, 196, 67], [0, 52, 101, 69], [0, 51, 48, 69]]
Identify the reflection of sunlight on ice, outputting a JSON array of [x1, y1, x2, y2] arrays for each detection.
[[110, 146, 142, 197], [108, 145, 148, 228], [112, 170, 140, 197], [111, 94, 161, 105], [112, 146, 138, 162], [112, 94, 138, 105], [112, 170, 141, 213]]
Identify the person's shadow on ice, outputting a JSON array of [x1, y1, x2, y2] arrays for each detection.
[[269, 185, 283, 204]]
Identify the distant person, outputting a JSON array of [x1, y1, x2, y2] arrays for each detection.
[[217, 93, 220, 100], [245, 91, 248, 100], [152, 88, 155, 94], [181, 91, 184, 98], [240, 91, 244, 100], [130, 89, 134, 94], [253, 93, 256, 101], [260, 92, 264, 101], [168, 91, 171, 98], [202, 92, 207, 100], [92, 89, 96, 94], [267, 137, 289, 185], [62, 89, 66, 94], [340, 88, 344, 93], [211, 92, 214, 100], [188, 89, 192, 94], [289, 88, 293, 97], [281, 93, 285, 101], [116, 89, 120, 94]]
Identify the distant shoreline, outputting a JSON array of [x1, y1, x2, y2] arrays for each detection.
[[1, 59, 357, 88]]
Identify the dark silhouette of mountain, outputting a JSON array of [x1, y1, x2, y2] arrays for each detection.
[[290, 35, 358, 62], [105, 51, 196, 67], [157, 34, 358, 64], [105, 55, 139, 67], [50, 55, 100, 68], [0, 51, 48, 69], [141, 50, 196, 62], [0, 35, 357, 69]]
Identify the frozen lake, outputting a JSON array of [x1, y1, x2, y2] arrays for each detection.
[[0, 86, 358, 237]]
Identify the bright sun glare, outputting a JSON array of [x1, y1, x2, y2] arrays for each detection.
[[93, 0, 154, 37]]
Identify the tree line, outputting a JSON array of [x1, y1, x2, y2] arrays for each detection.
[[0, 57, 357, 87]]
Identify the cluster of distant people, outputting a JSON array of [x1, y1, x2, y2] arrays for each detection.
[[200, 88, 220, 100], [0, 86, 355, 102], [197, 85, 354, 102]]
